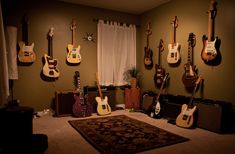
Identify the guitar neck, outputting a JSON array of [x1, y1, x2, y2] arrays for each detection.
[[72, 28, 75, 46], [48, 36, 53, 57], [158, 47, 161, 66], [96, 73, 103, 99], [22, 18, 29, 45]]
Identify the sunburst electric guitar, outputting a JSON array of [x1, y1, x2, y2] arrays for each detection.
[[144, 22, 153, 68], [67, 19, 81, 64], [95, 72, 111, 116], [42, 27, 60, 78], [150, 73, 169, 118], [167, 16, 181, 64], [176, 76, 202, 128], [18, 14, 36, 63], [201, 0, 218, 62], [182, 33, 198, 87]]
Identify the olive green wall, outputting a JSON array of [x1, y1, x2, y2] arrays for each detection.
[[3, 0, 235, 111], [139, 0, 235, 110], [3, 0, 140, 110]]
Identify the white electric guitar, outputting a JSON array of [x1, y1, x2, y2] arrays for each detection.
[[42, 27, 60, 78], [95, 72, 111, 116], [167, 16, 181, 64], [67, 19, 82, 64]]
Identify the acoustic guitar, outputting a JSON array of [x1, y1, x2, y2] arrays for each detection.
[[42, 27, 60, 78], [18, 14, 36, 63], [176, 76, 202, 128], [167, 16, 180, 64], [144, 22, 153, 69], [150, 73, 169, 118], [154, 39, 165, 88], [201, 0, 218, 62], [72, 71, 91, 117], [182, 33, 197, 87], [95, 72, 111, 115], [67, 19, 82, 64]]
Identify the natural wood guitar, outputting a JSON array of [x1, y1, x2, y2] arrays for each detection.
[[95, 72, 111, 116], [42, 27, 60, 78], [67, 19, 82, 64], [18, 14, 36, 63], [182, 33, 198, 87], [176, 76, 202, 128], [201, 0, 218, 62], [167, 16, 180, 64], [154, 39, 165, 88], [144, 22, 153, 69]]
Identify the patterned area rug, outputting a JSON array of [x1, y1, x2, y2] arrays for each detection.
[[68, 115, 189, 154]]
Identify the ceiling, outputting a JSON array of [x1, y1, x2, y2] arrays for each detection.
[[58, 0, 171, 15]]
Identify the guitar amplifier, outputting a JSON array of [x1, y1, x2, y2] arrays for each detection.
[[194, 99, 233, 133], [54, 91, 75, 117], [84, 86, 116, 112]]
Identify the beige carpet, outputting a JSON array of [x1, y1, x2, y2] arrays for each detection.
[[33, 110, 235, 154]]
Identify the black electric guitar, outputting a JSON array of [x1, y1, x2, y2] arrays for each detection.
[[95, 72, 111, 115], [154, 39, 165, 88], [201, 0, 218, 62], [144, 22, 153, 69], [18, 14, 36, 63], [42, 27, 60, 78], [150, 73, 169, 118], [176, 76, 202, 128], [182, 33, 197, 87], [72, 71, 91, 117]]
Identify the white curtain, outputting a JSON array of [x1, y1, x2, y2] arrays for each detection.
[[0, 1, 9, 105], [97, 20, 136, 86]]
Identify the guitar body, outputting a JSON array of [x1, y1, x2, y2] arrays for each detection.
[[67, 44, 82, 64], [18, 41, 36, 63], [176, 104, 197, 128], [154, 64, 165, 88], [201, 35, 217, 61], [95, 96, 111, 116], [42, 54, 60, 78], [150, 100, 161, 118], [72, 95, 83, 117], [144, 47, 153, 67], [182, 63, 197, 87], [167, 43, 181, 64]]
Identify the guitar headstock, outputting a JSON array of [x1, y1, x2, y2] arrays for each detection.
[[145, 22, 152, 36], [188, 33, 196, 47], [71, 19, 77, 31], [158, 39, 164, 52], [171, 16, 178, 29], [48, 27, 54, 38], [208, 0, 217, 19]]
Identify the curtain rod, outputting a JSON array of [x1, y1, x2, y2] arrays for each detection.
[[93, 18, 140, 28]]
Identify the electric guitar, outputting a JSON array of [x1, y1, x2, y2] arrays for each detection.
[[67, 19, 82, 64], [150, 73, 169, 118], [182, 33, 198, 87], [201, 0, 218, 62], [42, 27, 60, 78], [95, 72, 111, 116], [72, 71, 91, 117], [176, 76, 202, 128], [144, 22, 153, 69], [167, 16, 181, 64], [154, 39, 165, 89], [18, 14, 36, 63]]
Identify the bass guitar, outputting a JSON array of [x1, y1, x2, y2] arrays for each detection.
[[144, 22, 153, 69], [95, 72, 111, 115], [182, 33, 197, 87], [176, 76, 202, 128], [167, 16, 180, 64], [18, 14, 36, 63], [42, 27, 60, 78], [67, 19, 82, 64], [72, 71, 91, 117], [154, 39, 165, 88], [150, 73, 169, 118], [201, 0, 218, 62]]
